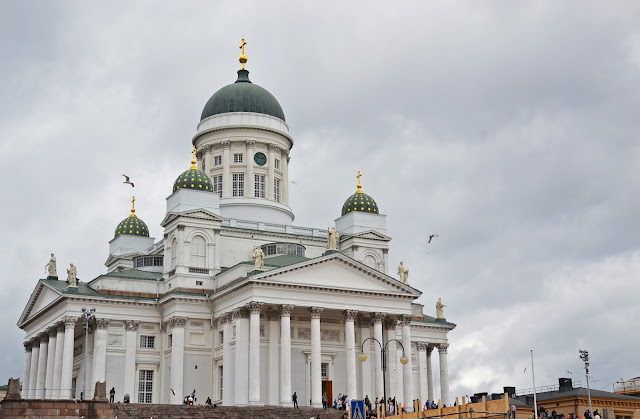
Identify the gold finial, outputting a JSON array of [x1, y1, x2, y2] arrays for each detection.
[[356, 171, 363, 193], [239, 38, 248, 70], [190, 146, 197, 169], [130, 195, 137, 217]]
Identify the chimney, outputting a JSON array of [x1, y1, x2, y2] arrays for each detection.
[[559, 378, 573, 391], [504, 386, 516, 397]]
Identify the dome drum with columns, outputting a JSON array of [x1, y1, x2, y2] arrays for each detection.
[[17, 41, 455, 412]]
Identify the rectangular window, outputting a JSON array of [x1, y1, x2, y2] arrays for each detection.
[[196, 280, 203, 286], [232, 173, 244, 197], [168, 334, 172, 348], [212, 175, 222, 197], [274, 158, 280, 170], [274, 178, 281, 202], [219, 330, 224, 344], [202, 158, 206, 172], [255, 174, 265, 198], [233, 153, 243, 163], [214, 155, 222, 166], [219, 365, 224, 400], [138, 370, 153, 403], [321, 363, 328, 379], [140, 335, 155, 349]]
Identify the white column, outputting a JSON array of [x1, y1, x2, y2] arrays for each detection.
[[282, 150, 290, 204], [373, 313, 385, 400], [52, 323, 65, 399], [401, 315, 415, 412], [221, 313, 232, 406], [248, 302, 263, 405], [60, 316, 76, 399], [170, 317, 186, 404], [359, 317, 372, 400], [45, 328, 57, 399], [418, 343, 428, 406], [310, 306, 324, 408], [28, 341, 39, 398], [439, 343, 450, 406], [123, 321, 138, 399], [234, 307, 250, 406], [22, 342, 32, 399], [267, 309, 280, 406], [36, 333, 49, 398], [176, 226, 185, 269], [246, 141, 255, 198], [426, 345, 434, 402], [222, 141, 231, 198], [205, 144, 213, 175], [92, 319, 109, 386], [267, 144, 276, 200], [279, 304, 294, 407], [345, 310, 358, 402], [384, 319, 397, 404], [214, 228, 221, 270]]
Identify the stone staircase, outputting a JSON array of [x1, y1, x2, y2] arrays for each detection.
[[111, 404, 347, 419]]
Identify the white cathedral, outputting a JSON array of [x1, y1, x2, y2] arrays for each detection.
[[17, 43, 455, 412]]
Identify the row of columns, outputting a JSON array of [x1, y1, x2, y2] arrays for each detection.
[[22, 317, 115, 400]]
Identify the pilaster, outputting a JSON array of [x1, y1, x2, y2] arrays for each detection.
[[170, 317, 187, 404], [280, 304, 294, 407], [309, 306, 324, 408]]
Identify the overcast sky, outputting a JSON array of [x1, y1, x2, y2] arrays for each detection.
[[1, 1, 639, 400]]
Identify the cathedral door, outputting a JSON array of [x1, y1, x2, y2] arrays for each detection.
[[322, 380, 333, 406]]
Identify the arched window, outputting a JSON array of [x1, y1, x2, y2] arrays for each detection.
[[191, 235, 206, 268], [171, 238, 178, 268], [363, 254, 377, 270]]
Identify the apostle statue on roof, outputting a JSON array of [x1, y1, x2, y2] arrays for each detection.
[[45, 253, 57, 277], [67, 263, 78, 288], [327, 226, 339, 250], [397, 261, 409, 284], [253, 247, 265, 271], [436, 297, 446, 319]]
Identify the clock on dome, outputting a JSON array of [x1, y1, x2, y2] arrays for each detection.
[[254, 152, 267, 166]]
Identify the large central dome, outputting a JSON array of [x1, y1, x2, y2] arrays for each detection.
[[200, 69, 285, 122]]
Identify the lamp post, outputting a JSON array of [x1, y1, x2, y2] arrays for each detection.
[[579, 350, 593, 417], [81, 307, 96, 401], [359, 337, 409, 416]]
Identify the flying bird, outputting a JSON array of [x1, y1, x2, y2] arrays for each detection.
[[291, 180, 297, 184], [122, 174, 134, 187], [170, 389, 175, 395], [523, 367, 527, 373], [566, 371, 572, 375], [428, 234, 439, 244]]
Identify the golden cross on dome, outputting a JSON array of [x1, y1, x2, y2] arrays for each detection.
[[130, 195, 137, 217], [239, 38, 248, 70], [356, 171, 363, 193], [191, 146, 197, 169]]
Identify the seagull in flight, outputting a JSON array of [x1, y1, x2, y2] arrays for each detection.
[[122, 174, 134, 187], [170, 388, 175, 395], [566, 370, 572, 375], [428, 234, 438, 244]]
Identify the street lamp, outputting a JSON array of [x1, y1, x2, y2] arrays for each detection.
[[81, 307, 96, 400], [579, 350, 593, 417], [359, 337, 409, 416]]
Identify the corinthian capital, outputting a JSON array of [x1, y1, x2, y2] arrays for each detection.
[[222, 140, 231, 149], [232, 307, 249, 320], [220, 313, 231, 325], [438, 343, 449, 354], [280, 304, 294, 317], [373, 312, 386, 324], [246, 140, 256, 149], [309, 306, 324, 319], [125, 320, 139, 332], [248, 301, 264, 314], [344, 310, 358, 322], [401, 315, 413, 326], [63, 316, 77, 328], [95, 319, 110, 329], [170, 317, 187, 329]]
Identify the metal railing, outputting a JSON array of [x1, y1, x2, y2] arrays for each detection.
[[516, 381, 582, 396]]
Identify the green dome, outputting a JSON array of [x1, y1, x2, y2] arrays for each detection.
[[114, 214, 150, 238], [341, 192, 379, 216], [200, 70, 285, 122], [173, 167, 213, 193]]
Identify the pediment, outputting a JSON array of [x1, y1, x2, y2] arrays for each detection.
[[340, 229, 391, 242], [252, 254, 420, 297], [161, 209, 224, 226], [18, 281, 62, 327]]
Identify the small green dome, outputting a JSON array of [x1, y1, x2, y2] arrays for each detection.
[[173, 167, 213, 193], [114, 214, 150, 238], [341, 192, 379, 216], [200, 70, 285, 122]]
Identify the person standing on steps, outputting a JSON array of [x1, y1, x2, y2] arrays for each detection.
[[292, 391, 298, 408], [109, 387, 115, 403]]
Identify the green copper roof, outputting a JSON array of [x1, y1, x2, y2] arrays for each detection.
[[341, 192, 379, 216], [114, 215, 150, 238], [200, 70, 286, 122], [173, 167, 213, 193]]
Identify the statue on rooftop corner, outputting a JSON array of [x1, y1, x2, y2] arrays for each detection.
[[436, 297, 446, 319], [397, 261, 409, 284], [66, 263, 78, 288], [252, 247, 264, 271], [45, 253, 57, 277], [327, 226, 339, 250]]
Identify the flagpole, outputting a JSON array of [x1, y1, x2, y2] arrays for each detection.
[[530, 349, 538, 419]]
